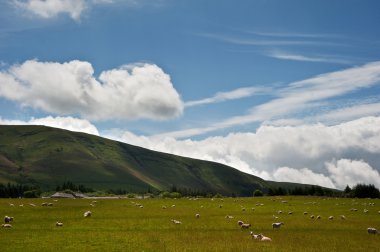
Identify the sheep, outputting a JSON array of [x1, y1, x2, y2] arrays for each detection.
[[288, 211, 293, 215], [241, 208, 246, 212], [277, 210, 283, 214], [350, 208, 358, 212], [250, 231, 259, 240], [41, 202, 48, 206], [237, 220, 244, 226], [328, 216, 334, 220], [257, 234, 272, 242], [84, 211, 92, 218], [364, 209, 369, 214], [272, 215, 279, 219], [310, 215, 315, 219], [19, 204, 24, 207], [378, 210, 380, 214], [240, 223, 251, 229], [47, 203, 53, 207], [303, 212, 308, 215], [225, 215, 234, 219], [316, 215, 321, 220], [171, 219, 182, 224], [272, 222, 284, 229], [195, 213, 200, 218], [171, 205, 176, 208], [367, 228, 378, 234], [219, 205, 223, 208], [340, 215, 346, 220], [29, 203, 36, 207], [162, 206, 167, 209], [56, 222, 63, 227], [4, 216, 13, 223], [9, 203, 14, 207], [90, 203, 95, 207], [1, 224, 12, 228]]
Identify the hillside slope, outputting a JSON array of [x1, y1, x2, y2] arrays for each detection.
[[0, 125, 273, 196]]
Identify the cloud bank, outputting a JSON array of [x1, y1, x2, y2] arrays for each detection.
[[0, 60, 184, 121], [106, 116, 380, 189]]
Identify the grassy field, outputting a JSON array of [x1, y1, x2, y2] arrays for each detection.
[[0, 196, 379, 251]]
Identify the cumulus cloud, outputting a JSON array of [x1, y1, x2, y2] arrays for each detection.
[[0, 116, 99, 135], [105, 116, 380, 189], [0, 60, 183, 121], [326, 159, 380, 188], [13, 0, 87, 20]]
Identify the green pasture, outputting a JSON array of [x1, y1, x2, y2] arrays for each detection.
[[0, 196, 379, 251]]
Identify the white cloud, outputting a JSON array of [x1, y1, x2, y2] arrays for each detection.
[[326, 159, 380, 188], [0, 60, 184, 121], [158, 61, 380, 138], [271, 167, 336, 188], [185, 86, 269, 107], [268, 51, 352, 64], [105, 116, 380, 189], [13, 0, 87, 20], [0, 116, 99, 135]]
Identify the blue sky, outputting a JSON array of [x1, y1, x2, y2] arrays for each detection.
[[1, 0, 380, 189]]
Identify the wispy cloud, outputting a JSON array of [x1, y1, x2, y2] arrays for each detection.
[[157, 61, 380, 138], [185, 86, 270, 107], [244, 31, 340, 39], [197, 33, 342, 47], [268, 51, 352, 64]]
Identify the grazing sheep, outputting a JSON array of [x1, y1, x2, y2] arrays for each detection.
[[90, 203, 95, 207], [237, 220, 244, 226], [219, 205, 223, 208], [29, 203, 36, 207], [350, 208, 358, 212], [162, 206, 167, 209], [171, 205, 176, 208], [171, 219, 182, 224], [9, 203, 14, 207], [241, 208, 246, 212], [364, 209, 369, 214], [84, 211, 92, 218], [195, 213, 200, 218], [273, 215, 279, 219], [251, 208, 255, 211], [1, 224, 12, 228], [225, 215, 234, 219], [378, 210, 380, 214], [288, 211, 293, 215], [250, 231, 259, 240], [277, 210, 283, 214], [328, 216, 334, 220], [41, 202, 48, 206], [4, 216, 13, 223], [257, 234, 272, 242], [310, 215, 315, 219], [272, 222, 284, 229], [367, 228, 378, 234], [316, 215, 321, 220], [303, 212, 308, 215], [47, 203, 53, 207], [340, 215, 346, 220], [56, 222, 63, 227], [19, 204, 24, 207], [240, 223, 251, 229]]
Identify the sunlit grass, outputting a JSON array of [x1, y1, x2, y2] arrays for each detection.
[[0, 197, 379, 251]]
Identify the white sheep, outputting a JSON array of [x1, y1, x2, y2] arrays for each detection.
[[1, 224, 12, 228], [303, 212, 308, 215], [29, 203, 36, 207], [56, 222, 63, 227], [328, 216, 334, 220], [237, 220, 244, 226], [240, 223, 251, 229], [350, 208, 358, 212], [310, 215, 315, 219], [9, 203, 14, 207], [47, 203, 53, 207], [316, 215, 321, 220], [340, 215, 346, 220], [277, 210, 283, 214], [195, 213, 200, 218], [272, 222, 284, 229], [257, 234, 272, 241], [250, 231, 259, 240], [288, 211, 293, 215], [41, 202, 48, 206], [225, 215, 234, 219], [367, 227, 378, 234], [84, 211, 92, 217], [364, 209, 369, 214], [171, 219, 181, 224]]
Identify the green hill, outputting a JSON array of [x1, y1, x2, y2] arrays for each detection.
[[0, 125, 331, 196]]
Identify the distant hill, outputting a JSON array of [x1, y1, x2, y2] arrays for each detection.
[[0, 125, 326, 196]]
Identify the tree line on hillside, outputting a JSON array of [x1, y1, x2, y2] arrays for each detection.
[[0, 181, 379, 198]]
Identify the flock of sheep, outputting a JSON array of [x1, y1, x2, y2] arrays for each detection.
[[1, 197, 379, 243]]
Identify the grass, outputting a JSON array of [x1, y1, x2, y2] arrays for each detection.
[[0, 196, 379, 251]]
